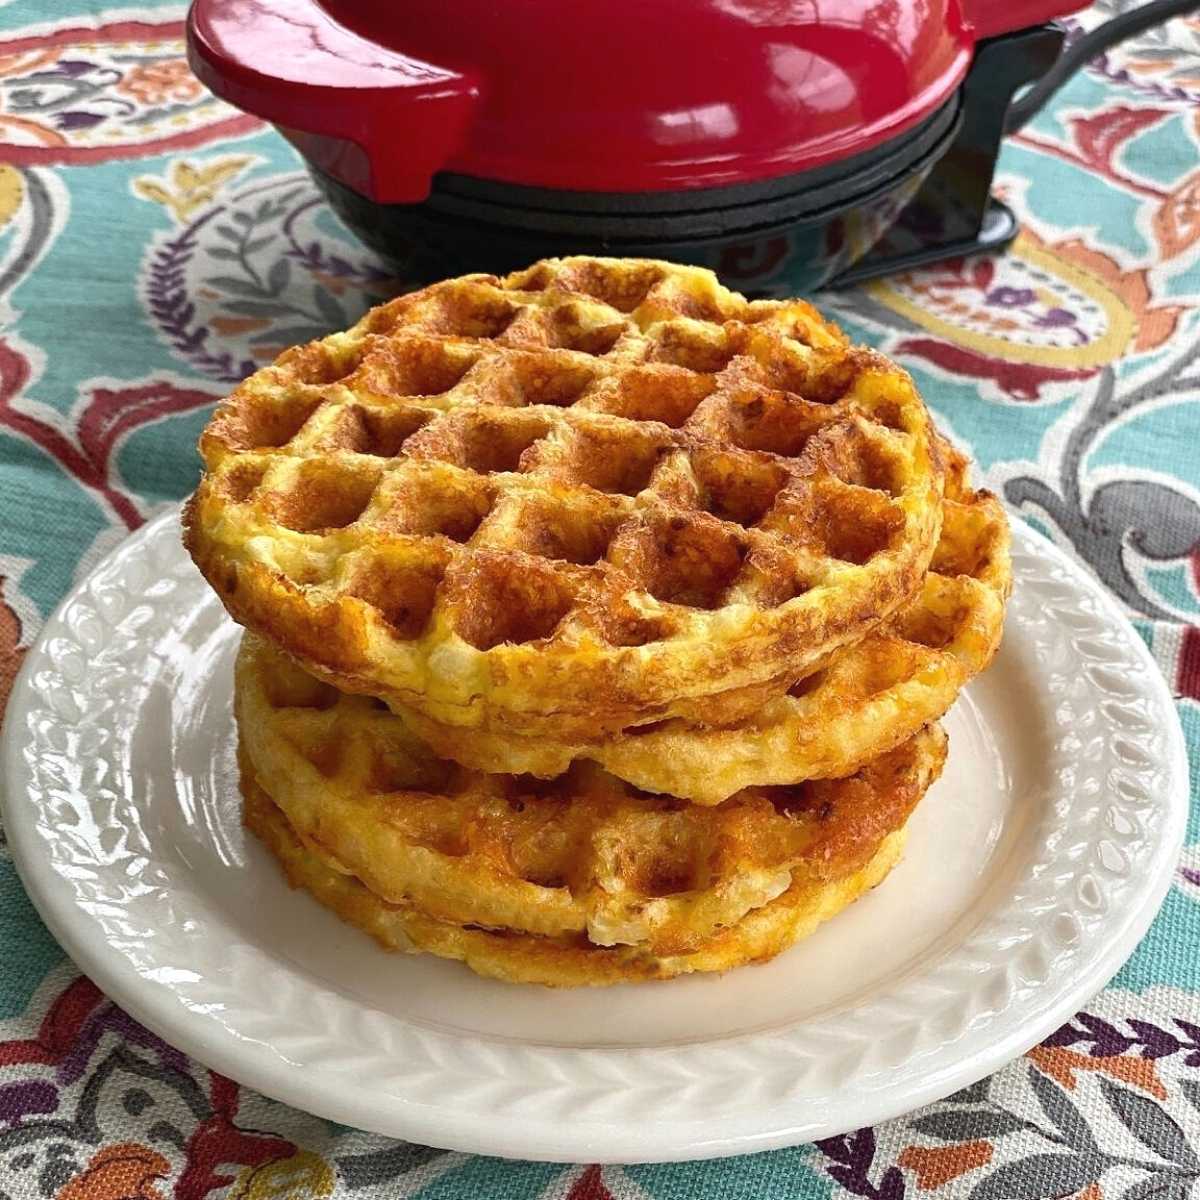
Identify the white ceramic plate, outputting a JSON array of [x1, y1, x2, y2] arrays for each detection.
[[0, 510, 1187, 1164]]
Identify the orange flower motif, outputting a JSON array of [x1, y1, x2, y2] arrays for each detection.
[[1027, 1045, 1168, 1100], [116, 58, 203, 105], [0, 49, 58, 79], [1153, 171, 1200, 261], [899, 1140, 993, 1190], [0, 576, 27, 718], [56, 1143, 169, 1200]]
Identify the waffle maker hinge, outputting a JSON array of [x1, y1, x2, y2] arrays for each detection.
[[834, 25, 1065, 286]]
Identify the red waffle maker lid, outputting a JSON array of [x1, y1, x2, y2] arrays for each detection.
[[188, 0, 1089, 203]]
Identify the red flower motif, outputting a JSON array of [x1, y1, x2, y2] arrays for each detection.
[[0, 337, 218, 529], [175, 1074, 295, 1200], [0, 976, 103, 1070], [892, 337, 1095, 402], [1177, 625, 1200, 702], [566, 1166, 614, 1200]]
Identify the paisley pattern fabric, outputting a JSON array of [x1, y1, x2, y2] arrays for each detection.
[[0, 1, 1198, 1195]]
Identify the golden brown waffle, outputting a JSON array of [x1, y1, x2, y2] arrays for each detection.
[[188, 257, 946, 738], [244, 771, 913, 987], [396, 456, 1010, 802], [235, 633, 945, 954]]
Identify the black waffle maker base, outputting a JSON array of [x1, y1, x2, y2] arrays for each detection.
[[314, 27, 1061, 298]]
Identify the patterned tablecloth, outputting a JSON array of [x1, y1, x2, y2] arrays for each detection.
[[1, 1, 1199, 1196]]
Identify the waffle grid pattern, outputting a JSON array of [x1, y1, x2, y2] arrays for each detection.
[[186, 258, 946, 734], [397, 467, 1012, 802], [236, 633, 945, 956], [243, 772, 917, 989]]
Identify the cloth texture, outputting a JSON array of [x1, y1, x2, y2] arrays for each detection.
[[0, 1, 1199, 1195]]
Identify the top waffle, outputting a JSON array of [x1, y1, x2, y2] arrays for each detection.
[[186, 257, 946, 736]]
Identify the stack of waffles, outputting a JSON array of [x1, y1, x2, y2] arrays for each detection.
[[184, 257, 1011, 986]]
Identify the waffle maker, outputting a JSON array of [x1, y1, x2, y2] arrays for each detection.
[[188, 0, 1198, 296]]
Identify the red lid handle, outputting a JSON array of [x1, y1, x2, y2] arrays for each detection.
[[187, 0, 480, 202], [960, 0, 1089, 39]]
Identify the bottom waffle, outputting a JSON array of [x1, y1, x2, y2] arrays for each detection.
[[236, 633, 945, 955], [243, 766, 913, 987]]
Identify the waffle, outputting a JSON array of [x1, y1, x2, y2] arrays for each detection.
[[236, 633, 946, 954], [395, 453, 1010, 802], [244, 773, 913, 987], [187, 256, 946, 738]]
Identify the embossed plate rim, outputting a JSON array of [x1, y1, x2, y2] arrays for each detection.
[[0, 508, 1188, 1163]]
